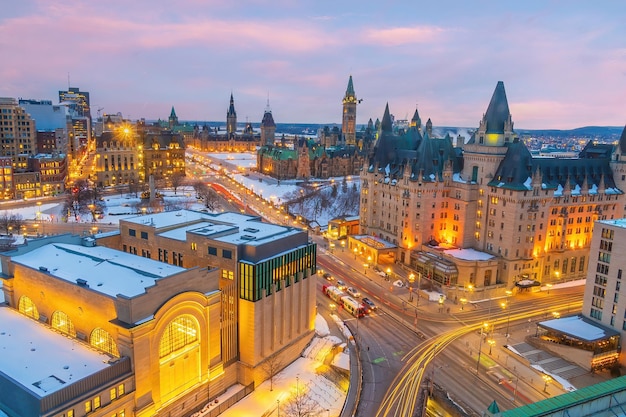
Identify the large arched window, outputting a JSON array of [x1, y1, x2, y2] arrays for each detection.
[[51, 311, 76, 337], [90, 328, 119, 357], [18, 295, 39, 320], [158, 315, 201, 403], [159, 315, 199, 359]]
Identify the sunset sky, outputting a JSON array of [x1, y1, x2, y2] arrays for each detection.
[[2, 0, 625, 129]]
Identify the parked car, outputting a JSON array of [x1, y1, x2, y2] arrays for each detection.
[[323, 272, 334, 281], [362, 297, 377, 310], [336, 280, 347, 291], [346, 287, 361, 298]]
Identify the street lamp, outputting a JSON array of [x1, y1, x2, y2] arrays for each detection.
[[460, 297, 467, 311], [386, 267, 392, 281], [341, 240, 345, 252], [487, 338, 495, 355], [546, 283, 553, 294], [476, 322, 489, 373], [353, 247, 358, 259], [542, 374, 552, 393]]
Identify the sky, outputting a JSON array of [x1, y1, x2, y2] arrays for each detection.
[[1, 1, 626, 129]]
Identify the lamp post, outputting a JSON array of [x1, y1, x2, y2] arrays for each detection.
[[476, 322, 488, 373], [546, 283, 553, 294], [276, 399, 280, 417], [386, 267, 392, 281], [488, 338, 495, 355], [353, 247, 358, 260], [542, 374, 552, 393], [460, 297, 467, 311]]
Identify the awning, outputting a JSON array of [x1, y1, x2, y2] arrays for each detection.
[[515, 279, 541, 288]]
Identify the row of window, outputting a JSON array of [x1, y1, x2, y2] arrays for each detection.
[[18, 296, 119, 357]]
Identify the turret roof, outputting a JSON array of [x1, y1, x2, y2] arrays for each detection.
[[483, 81, 511, 134]]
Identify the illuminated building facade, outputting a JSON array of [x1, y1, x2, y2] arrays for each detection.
[[142, 131, 185, 182], [0, 212, 317, 416], [58, 87, 92, 161], [97, 210, 318, 401], [188, 98, 259, 152], [583, 218, 626, 367], [94, 127, 141, 187], [360, 82, 626, 298], [0, 98, 37, 172], [29, 154, 67, 196]]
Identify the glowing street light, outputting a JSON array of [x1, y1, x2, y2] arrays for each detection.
[[487, 338, 495, 355], [542, 374, 552, 392], [353, 247, 358, 259]]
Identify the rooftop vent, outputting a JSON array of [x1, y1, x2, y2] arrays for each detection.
[[38, 266, 49, 272], [240, 235, 257, 241], [76, 278, 88, 287], [243, 228, 260, 233]]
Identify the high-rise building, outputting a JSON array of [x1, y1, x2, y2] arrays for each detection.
[[359, 82, 626, 299], [0, 97, 37, 174], [59, 87, 92, 160], [583, 217, 626, 367], [58, 87, 91, 119]]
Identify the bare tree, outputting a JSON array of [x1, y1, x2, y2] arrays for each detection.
[[282, 380, 321, 417], [261, 354, 283, 392], [170, 172, 186, 195], [192, 180, 219, 211], [0, 212, 10, 235], [63, 179, 106, 222]]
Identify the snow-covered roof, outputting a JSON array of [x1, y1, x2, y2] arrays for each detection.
[[0, 307, 112, 395], [443, 248, 495, 261], [123, 210, 213, 228], [539, 314, 620, 342], [215, 221, 300, 245], [11, 243, 185, 298], [598, 218, 626, 230]]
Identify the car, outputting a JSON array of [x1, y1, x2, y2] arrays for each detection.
[[346, 287, 361, 298], [362, 297, 377, 310], [323, 272, 334, 281], [336, 280, 347, 291]]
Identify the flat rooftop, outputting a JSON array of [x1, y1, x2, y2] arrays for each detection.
[[539, 314, 620, 342], [0, 307, 112, 396], [598, 218, 626, 230], [11, 243, 186, 298], [126, 210, 303, 246]]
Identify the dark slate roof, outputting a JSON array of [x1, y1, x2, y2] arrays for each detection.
[[579, 140, 613, 159], [484, 81, 511, 134], [261, 110, 276, 127], [411, 107, 421, 125], [367, 105, 460, 183], [169, 106, 177, 118], [144, 131, 185, 149], [228, 93, 236, 117], [620, 125, 626, 154], [488, 140, 620, 192], [380, 103, 392, 132]]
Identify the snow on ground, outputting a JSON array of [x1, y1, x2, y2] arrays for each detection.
[[217, 313, 348, 417]]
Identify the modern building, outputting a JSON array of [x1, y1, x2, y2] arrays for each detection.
[[0, 210, 318, 416], [359, 82, 626, 298], [583, 218, 626, 367], [0, 98, 37, 173], [58, 87, 92, 160]]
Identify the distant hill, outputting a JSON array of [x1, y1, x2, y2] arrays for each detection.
[[173, 120, 623, 141]]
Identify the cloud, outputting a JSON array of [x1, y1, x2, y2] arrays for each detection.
[[363, 26, 445, 46]]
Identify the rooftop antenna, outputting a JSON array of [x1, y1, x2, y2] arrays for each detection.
[[67, 72, 70, 89]]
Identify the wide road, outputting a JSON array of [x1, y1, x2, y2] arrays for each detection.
[[187, 150, 587, 416]]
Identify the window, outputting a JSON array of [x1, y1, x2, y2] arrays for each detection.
[[159, 315, 199, 358], [118, 384, 125, 396], [18, 295, 40, 320], [223, 249, 232, 259], [208, 246, 217, 256], [129, 229, 136, 237], [85, 400, 92, 414], [90, 328, 120, 357], [191, 242, 197, 250], [222, 270, 234, 280], [110, 387, 117, 401], [140, 231, 148, 240], [94, 396, 101, 409], [51, 311, 76, 337], [67, 410, 74, 417]]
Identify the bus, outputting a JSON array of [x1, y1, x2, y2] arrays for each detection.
[[341, 295, 365, 318], [323, 285, 346, 302]]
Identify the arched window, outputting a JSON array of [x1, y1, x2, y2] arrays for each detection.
[[90, 328, 119, 357], [159, 315, 199, 358], [18, 295, 39, 320], [51, 311, 76, 337]]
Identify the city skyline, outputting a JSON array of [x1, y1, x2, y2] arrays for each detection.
[[2, 1, 626, 129]]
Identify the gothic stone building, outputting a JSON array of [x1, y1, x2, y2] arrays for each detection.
[[359, 81, 626, 299]]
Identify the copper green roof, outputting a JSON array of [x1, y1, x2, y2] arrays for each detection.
[[499, 376, 626, 417], [170, 106, 177, 118], [345, 75, 355, 98]]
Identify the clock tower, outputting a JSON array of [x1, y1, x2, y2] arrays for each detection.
[[342, 75, 357, 146]]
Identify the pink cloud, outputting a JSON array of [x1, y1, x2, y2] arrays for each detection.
[[363, 26, 445, 46]]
